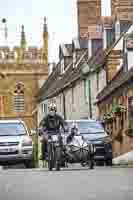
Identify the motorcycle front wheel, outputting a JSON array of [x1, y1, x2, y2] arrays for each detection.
[[48, 143, 54, 171]]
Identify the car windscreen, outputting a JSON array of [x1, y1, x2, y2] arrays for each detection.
[[0, 123, 27, 136], [66, 121, 104, 134]]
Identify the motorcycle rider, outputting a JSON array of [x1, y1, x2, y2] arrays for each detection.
[[38, 103, 65, 160]]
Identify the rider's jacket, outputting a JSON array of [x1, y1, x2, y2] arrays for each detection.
[[39, 114, 65, 134]]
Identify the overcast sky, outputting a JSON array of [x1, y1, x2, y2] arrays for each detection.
[[0, 0, 111, 62]]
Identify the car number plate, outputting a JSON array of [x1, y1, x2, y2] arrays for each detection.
[[0, 148, 15, 152]]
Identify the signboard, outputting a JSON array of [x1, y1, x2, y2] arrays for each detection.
[[128, 96, 133, 119], [126, 34, 133, 50]]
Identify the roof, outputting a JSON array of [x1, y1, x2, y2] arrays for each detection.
[[37, 22, 133, 103], [59, 44, 72, 58], [72, 38, 88, 50], [97, 66, 133, 103], [37, 49, 88, 102]]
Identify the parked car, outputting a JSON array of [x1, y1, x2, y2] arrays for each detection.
[[0, 120, 33, 168], [65, 120, 112, 166]]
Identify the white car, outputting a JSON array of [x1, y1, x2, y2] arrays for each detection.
[[0, 120, 33, 168]]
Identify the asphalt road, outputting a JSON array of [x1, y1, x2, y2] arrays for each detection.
[[0, 167, 133, 200]]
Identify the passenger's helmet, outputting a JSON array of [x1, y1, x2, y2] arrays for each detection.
[[71, 122, 79, 135]]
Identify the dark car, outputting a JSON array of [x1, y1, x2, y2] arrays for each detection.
[[65, 120, 112, 166]]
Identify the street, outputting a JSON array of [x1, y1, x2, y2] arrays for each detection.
[[0, 167, 133, 200]]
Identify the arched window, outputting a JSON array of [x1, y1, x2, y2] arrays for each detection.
[[13, 83, 25, 112]]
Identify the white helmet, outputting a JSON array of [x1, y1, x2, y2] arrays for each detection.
[[71, 122, 78, 130]]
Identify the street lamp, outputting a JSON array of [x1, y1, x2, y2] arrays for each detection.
[[0, 18, 8, 45]]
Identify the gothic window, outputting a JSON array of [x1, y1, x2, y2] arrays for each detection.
[[13, 83, 25, 112], [96, 72, 99, 92]]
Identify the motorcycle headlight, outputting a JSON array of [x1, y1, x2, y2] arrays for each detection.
[[22, 137, 32, 146]]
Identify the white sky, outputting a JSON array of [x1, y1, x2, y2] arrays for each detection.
[[0, 0, 111, 62]]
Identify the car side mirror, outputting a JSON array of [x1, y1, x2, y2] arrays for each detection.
[[30, 130, 36, 136]]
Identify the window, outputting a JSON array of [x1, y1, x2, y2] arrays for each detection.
[[96, 72, 99, 92], [84, 79, 90, 103], [61, 59, 64, 74], [72, 87, 74, 104], [41, 103, 47, 113], [73, 52, 77, 68], [13, 83, 25, 113], [0, 123, 26, 136]]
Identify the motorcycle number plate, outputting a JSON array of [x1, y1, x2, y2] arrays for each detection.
[[52, 135, 58, 142]]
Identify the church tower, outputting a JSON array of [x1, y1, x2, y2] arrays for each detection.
[[111, 0, 133, 21], [77, 0, 101, 37], [0, 18, 48, 130]]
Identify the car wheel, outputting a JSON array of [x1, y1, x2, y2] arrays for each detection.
[[105, 159, 112, 166], [56, 161, 60, 171], [89, 160, 94, 169], [24, 160, 34, 168], [96, 161, 104, 166]]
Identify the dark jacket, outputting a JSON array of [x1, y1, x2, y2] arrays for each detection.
[[39, 113, 65, 133]]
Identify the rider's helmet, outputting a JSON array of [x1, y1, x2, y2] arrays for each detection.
[[48, 103, 57, 116]]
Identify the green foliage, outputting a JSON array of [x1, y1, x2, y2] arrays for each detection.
[[112, 104, 126, 114], [103, 111, 114, 123]]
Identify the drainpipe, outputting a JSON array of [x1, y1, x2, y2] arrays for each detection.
[[88, 80, 92, 119], [62, 91, 66, 120]]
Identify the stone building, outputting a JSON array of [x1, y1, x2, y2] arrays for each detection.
[[0, 18, 48, 130], [37, 35, 106, 122], [97, 25, 133, 156]]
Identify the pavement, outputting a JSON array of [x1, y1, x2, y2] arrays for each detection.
[[0, 166, 133, 200]]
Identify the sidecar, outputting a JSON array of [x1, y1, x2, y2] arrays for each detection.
[[62, 134, 95, 169]]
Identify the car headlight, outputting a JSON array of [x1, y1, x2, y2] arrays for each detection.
[[22, 137, 32, 146]]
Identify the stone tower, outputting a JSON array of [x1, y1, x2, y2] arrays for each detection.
[[77, 0, 101, 37], [0, 18, 48, 129], [111, 0, 133, 21]]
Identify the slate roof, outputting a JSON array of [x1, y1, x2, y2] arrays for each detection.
[[97, 66, 133, 103]]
